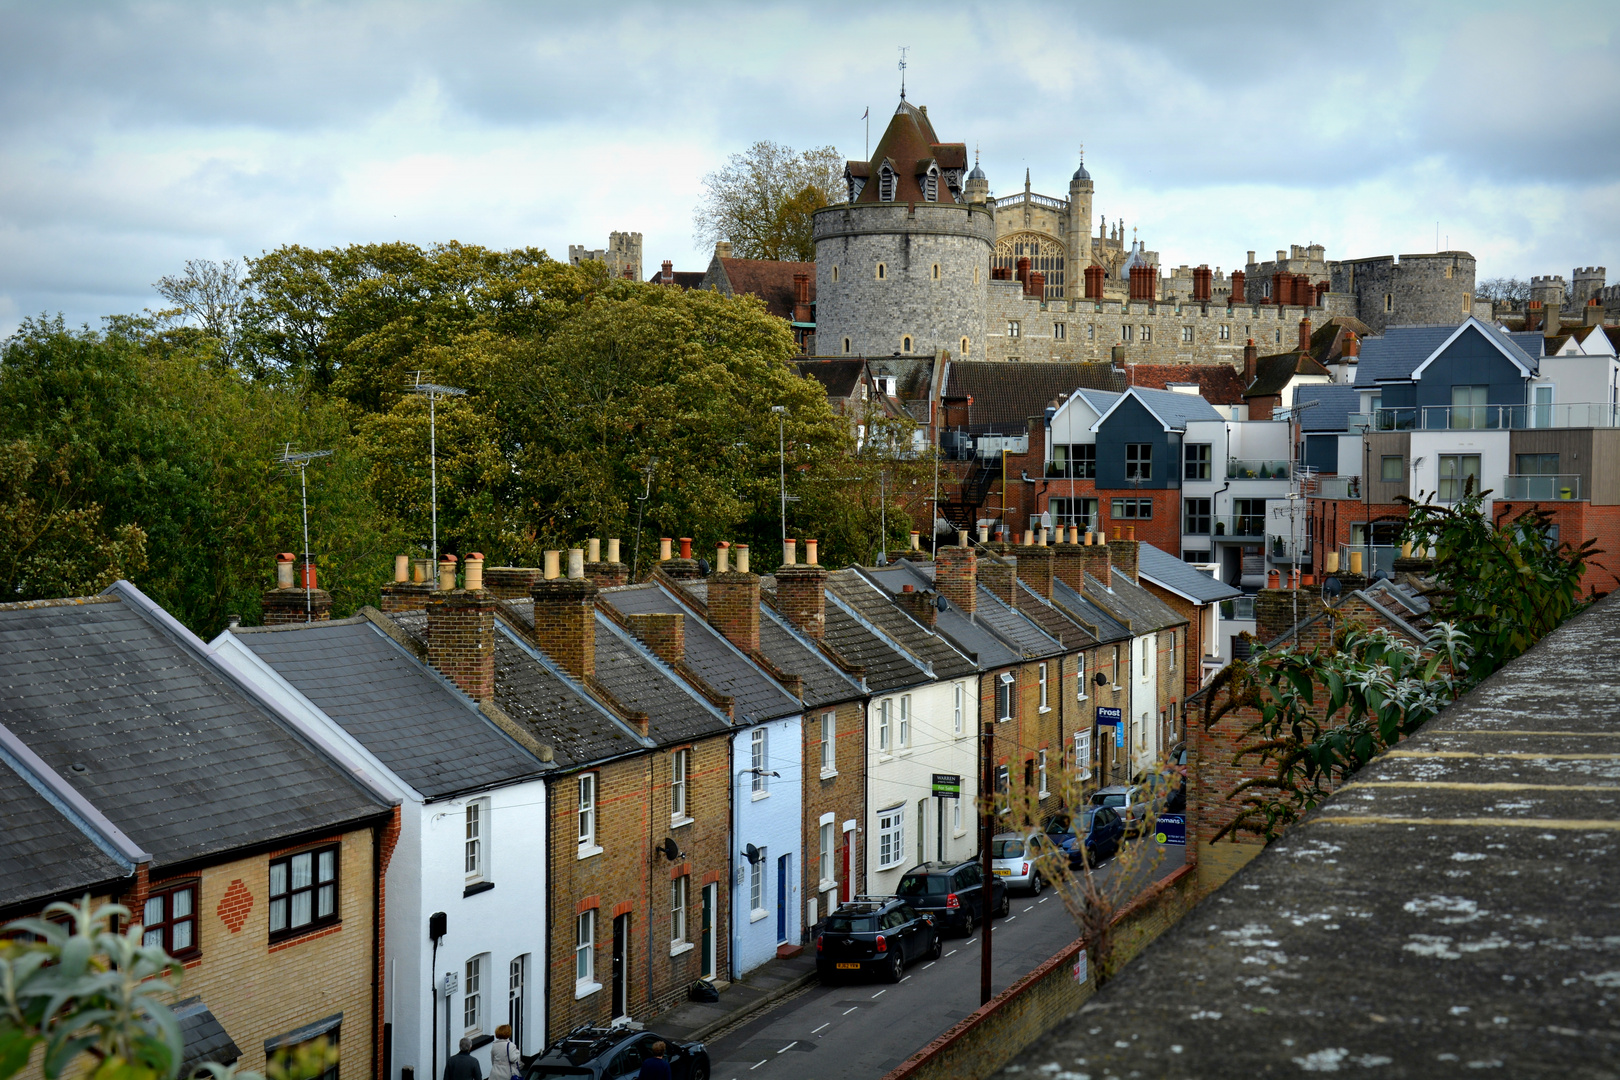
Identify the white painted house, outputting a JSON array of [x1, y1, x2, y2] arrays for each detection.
[[208, 615, 558, 1079]]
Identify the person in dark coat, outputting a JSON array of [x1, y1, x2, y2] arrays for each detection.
[[636, 1041, 671, 1080], [444, 1037, 483, 1080]]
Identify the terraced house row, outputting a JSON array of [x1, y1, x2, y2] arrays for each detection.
[[0, 529, 1208, 1080]]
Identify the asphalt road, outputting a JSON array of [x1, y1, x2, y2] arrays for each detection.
[[704, 839, 1187, 1080]]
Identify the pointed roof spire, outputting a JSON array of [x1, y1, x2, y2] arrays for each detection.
[[1024, 167, 1031, 193]]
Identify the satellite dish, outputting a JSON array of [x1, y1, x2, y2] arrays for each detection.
[[1323, 577, 1343, 599], [696, 558, 711, 576], [744, 843, 762, 865], [933, 594, 949, 611], [1094, 671, 1108, 687], [659, 838, 681, 862]]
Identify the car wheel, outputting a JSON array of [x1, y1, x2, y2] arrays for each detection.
[[691, 1059, 710, 1080], [962, 909, 975, 937], [886, 953, 905, 983], [997, 890, 1011, 918], [928, 931, 943, 960], [1029, 872, 1043, 897]]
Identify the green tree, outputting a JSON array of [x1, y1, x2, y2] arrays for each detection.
[[693, 141, 844, 262]]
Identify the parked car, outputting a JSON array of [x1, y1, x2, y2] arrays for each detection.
[[895, 858, 1009, 935], [1043, 810, 1124, 867], [1090, 784, 1151, 835], [525, 1025, 709, 1080], [989, 831, 1059, 894], [816, 896, 941, 984]]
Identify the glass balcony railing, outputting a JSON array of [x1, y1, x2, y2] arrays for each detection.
[[1314, 476, 1361, 499], [1226, 459, 1292, 480], [1219, 595, 1256, 621], [1501, 474, 1583, 500], [1349, 403, 1619, 432], [1212, 515, 1268, 538], [1332, 544, 1400, 577]]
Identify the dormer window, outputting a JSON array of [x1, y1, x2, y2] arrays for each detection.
[[923, 165, 940, 202], [878, 163, 897, 202], [846, 167, 866, 203]]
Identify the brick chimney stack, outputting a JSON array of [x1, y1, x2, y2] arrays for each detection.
[[1052, 530, 1087, 594], [776, 538, 828, 638], [935, 542, 977, 613], [1107, 532, 1140, 583], [1586, 297, 1603, 326], [1013, 538, 1056, 599], [894, 583, 940, 628], [1242, 339, 1259, 386], [1253, 588, 1326, 644], [661, 260, 674, 285], [1299, 317, 1312, 351], [1229, 270, 1246, 305], [1192, 265, 1212, 302], [531, 558, 598, 680], [793, 274, 812, 322], [626, 612, 685, 664], [263, 552, 333, 624], [1084, 264, 1105, 300], [585, 537, 629, 589], [661, 536, 702, 580], [977, 554, 1018, 608], [1344, 331, 1360, 359], [426, 553, 495, 700], [709, 542, 761, 653], [1016, 257, 1031, 288], [381, 553, 436, 612], [1027, 271, 1045, 298], [1069, 532, 1112, 590]]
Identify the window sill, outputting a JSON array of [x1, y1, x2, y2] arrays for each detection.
[[670, 815, 694, 830], [896, 748, 913, 758], [577, 843, 603, 861], [1038, 706, 1052, 714], [467, 1033, 494, 1052], [751, 790, 770, 802], [818, 878, 838, 894], [463, 880, 494, 898], [819, 768, 838, 781], [574, 980, 602, 1001], [876, 862, 906, 872], [669, 940, 695, 958], [750, 908, 770, 923], [997, 716, 1012, 723], [877, 753, 893, 763], [1076, 695, 1088, 702]]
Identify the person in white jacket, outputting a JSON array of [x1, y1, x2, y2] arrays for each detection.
[[488, 1024, 521, 1080]]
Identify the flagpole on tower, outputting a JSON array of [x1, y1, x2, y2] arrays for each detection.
[[898, 46, 909, 100]]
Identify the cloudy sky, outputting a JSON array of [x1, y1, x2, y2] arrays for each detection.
[[2, 0, 1615, 337]]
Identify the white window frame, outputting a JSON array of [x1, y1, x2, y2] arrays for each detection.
[[670, 875, 689, 950], [574, 911, 598, 995], [671, 748, 691, 826], [508, 955, 527, 1047], [997, 672, 1015, 721], [1076, 654, 1087, 700], [953, 682, 965, 735], [952, 800, 964, 836], [749, 855, 766, 917], [899, 695, 911, 748], [820, 711, 836, 776], [465, 798, 490, 884], [1038, 749, 1049, 797], [1168, 631, 1177, 673], [1038, 663, 1049, 711], [1008, 320, 1021, 338], [751, 727, 768, 795], [818, 821, 835, 890], [1074, 730, 1092, 780], [1182, 325, 1194, 342], [577, 774, 600, 858], [878, 699, 892, 751], [877, 806, 905, 869], [464, 954, 488, 1036]]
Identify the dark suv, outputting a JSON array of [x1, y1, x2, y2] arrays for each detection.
[[524, 1026, 709, 1079], [816, 897, 940, 984], [894, 859, 1008, 936]]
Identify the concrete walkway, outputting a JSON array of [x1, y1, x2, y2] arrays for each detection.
[[654, 950, 820, 1045]]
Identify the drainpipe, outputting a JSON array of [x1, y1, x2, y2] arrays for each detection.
[[729, 736, 739, 982]]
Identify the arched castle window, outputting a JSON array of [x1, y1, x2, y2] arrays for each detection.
[[878, 164, 897, 202], [901, 335, 914, 354], [960, 337, 970, 356], [831, 265, 839, 283], [923, 165, 940, 202], [876, 263, 887, 280], [931, 263, 941, 281], [993, 232, 1066, 299], [842, 337, 852, 354]]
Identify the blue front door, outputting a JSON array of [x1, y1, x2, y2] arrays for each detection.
[[776, 854, 789, 942]]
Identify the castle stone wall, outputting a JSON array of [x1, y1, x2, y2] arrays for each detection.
[[1330, 252, 1475, 334]]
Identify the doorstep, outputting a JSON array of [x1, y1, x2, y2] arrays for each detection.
[[650, 950, 820, 1045]]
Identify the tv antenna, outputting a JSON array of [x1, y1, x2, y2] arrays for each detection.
[[898, 46, 909, 99], [275, 444, 333, 623], [408, 374, 467, 564]]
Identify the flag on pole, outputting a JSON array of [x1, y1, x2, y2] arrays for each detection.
[[862, 107, 869, 119]]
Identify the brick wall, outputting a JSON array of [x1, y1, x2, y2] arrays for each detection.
[[775, 565, 829, 639], [426, 589, 496, 700], [532, 579, 598, 679], [801, 698, 868, 927], [935, 547, 977, 612]]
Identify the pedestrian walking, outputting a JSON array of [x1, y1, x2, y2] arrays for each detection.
[[443, 1038, 482, 1080], [489, 1025, 521, 1080], [636, 1040, 671, 1080]]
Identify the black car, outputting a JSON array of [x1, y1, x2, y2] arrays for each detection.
[[1044, 809, 1124, 866], [524, 1026, 709, 1080], [816, 896, 941, 984], [894, 858, 1008, 936]]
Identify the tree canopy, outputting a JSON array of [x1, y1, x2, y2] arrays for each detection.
[[692, 141, 845, 262]]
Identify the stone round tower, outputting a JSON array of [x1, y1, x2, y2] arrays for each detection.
[[1065, 156, 1094, 300], [813, 100, 994, 359]]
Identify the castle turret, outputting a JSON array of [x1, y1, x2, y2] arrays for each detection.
[[1066, 154, 1094, 300], [965, 153, 989, 206]]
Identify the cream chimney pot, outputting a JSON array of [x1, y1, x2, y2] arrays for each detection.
[[806, 539, 820, 565], [568, 549, 585, 580], [588, 538, 601, 563], [978, 526, 989, 543], [659, 538, 672, 561], [464, 554, 484, 591], [544, 550, 561, 580], [393, 555, 410, 583], [608, 538, 621, 563], [784, 538, 797, 565], [276, 553, 296, 589], [438, 556, 457, 592], [716, 541, 730, 573], [736, 544, 750, 573]]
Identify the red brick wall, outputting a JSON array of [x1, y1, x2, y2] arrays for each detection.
[[802, 699, 867, 922], [426, 589, 496, 700]]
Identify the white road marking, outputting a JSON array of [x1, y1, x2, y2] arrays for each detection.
[[945, 949, 957, 957], [1023, 905, 1035, 912], [812, 1022, 830, 1034], [1007, 915, 1017, 921], [871, 989, 887, 999], [923, 961, 937, 969], [843, 1007, 858, 1015], [1039, 896, 1050, 903], [777, 1042, 797, 1054], [901, 975, 912, 982], [750, 1060, 767, 1071]]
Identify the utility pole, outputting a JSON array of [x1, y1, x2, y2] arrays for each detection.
[[772, 406, 788, 548], [409, 375, 467, 564], [980, 717, 995, 1005], [275, 445, 332, 623]]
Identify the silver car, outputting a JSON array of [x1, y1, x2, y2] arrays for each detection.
[[1089, 785, 1150, 836], [989, 831, 1055, 895]]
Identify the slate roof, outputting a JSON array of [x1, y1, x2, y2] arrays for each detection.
[[232, 619, 545, 799], [1506, 330, 1545, 360], [1136, 543, 1241, 604], [1012, 581, 1101, 650], [174, 998, 242, 1072], [709, 257, 814, 321], [0, 753, 132, 909], [1351, 323, 1540, 386], [1097, 568, 1187, 633], [849, 100, 965, 206], [861, 562, 1031, 666], [1051, 579, 1133, 644], [1121, 363, 1247, 404], [648, 269, 707, 289], [600, 584, 800, 722], [390, 607, 647, 769], [1296, 383, 1361, 432], [587, 617, 735, 746], [944, 361, 1125, 432], [0, 589, 390, 870], [825, 569, 978, 679], [996, 590, 1620, 1078], [1243, 349, 1330, 397], [795, 359, 869, 399], [1102, 386, 1224, 430], [761, 577, 929, 694]]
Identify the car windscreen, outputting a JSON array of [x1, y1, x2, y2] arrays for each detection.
[[990, 839, 1024, 859], [825, 914, 878, 933], [1090, 793, 1128, 808], [896, 873, 948, 896]]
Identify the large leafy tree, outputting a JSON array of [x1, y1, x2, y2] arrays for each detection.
[[692, 141, 844, 262]]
